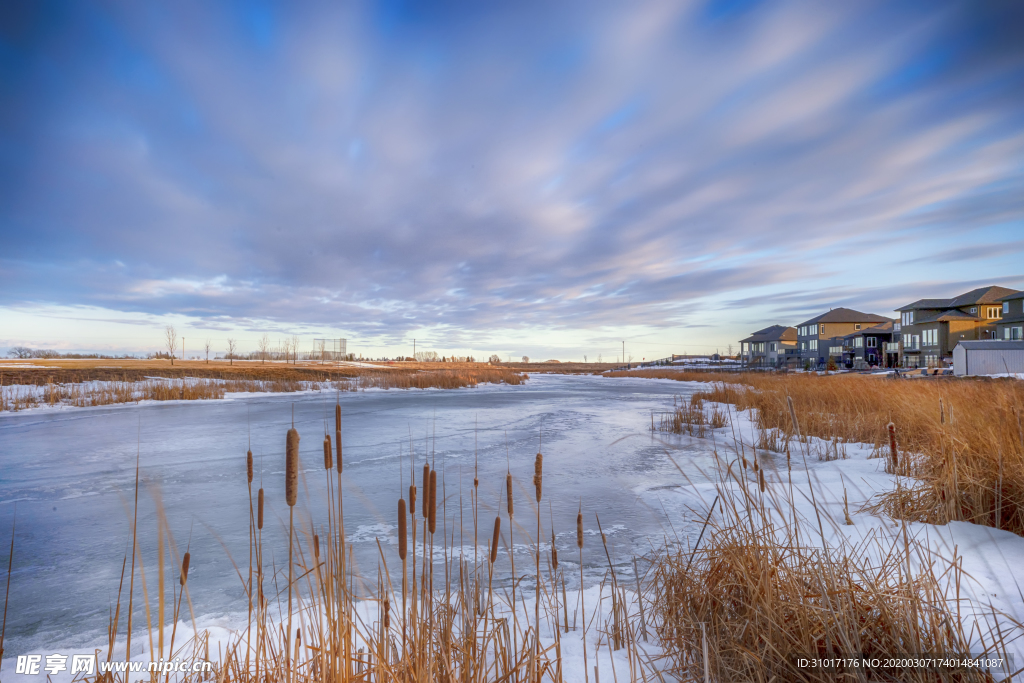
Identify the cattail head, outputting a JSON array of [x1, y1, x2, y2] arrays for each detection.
[[409, 484, 417, 514], [533, 452, 543, 502], [473, 477, 479, 488], [422, 464, 430, 517], [576, 511, 583, 549], [398, 498, 407, 560], [428, 469, 437, 534], [335, 404, 341, 434], [759, 469, 765, 493], [506, 473, 514, 517], [180, 551, 190, 586], [490, 516, 500, 564], [286, 427, 300, 507], [313, 533, 320, 557], [258, 488, 264, 529], [551, 532, 558, 569], [323, 434, 332, 470], [336, 429, 342, 473], [247, 450, 253, 484], [383, 595, 391, 630], [753, 457, 759, 472]]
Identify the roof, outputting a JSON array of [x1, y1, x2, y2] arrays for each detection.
[[998, 290, 1024, 302], [955, 340, 1024, 352], [739, 325, 797, 343], [840, 321, 895, 339], [898, 286, 1018, 311], [914, 310, 979, 325], [797, 308, 890, 327]]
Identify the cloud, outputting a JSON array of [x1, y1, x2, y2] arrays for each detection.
[[2, 0, 1023, 349]]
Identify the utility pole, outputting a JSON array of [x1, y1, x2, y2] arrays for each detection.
[[623, 340, 625, 368], [413, 339, 416, 360], [182, 338, 185, 362]]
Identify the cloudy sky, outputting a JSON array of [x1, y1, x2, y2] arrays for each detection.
[[2, 0, 1023, 361]]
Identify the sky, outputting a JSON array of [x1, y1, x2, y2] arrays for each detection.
[[1, 0, 1023, 362]]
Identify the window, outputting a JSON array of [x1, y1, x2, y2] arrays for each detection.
[[819, 325, 824, 335], [800, 341, 806, 351], [987, 307, 1001, 319], [970, 307, 977, 314], [894, 322, 901, 331], [922, 329, 938, 346], [809, 339, 818, 351], [799, 326, 805, 336], [1005, 302, 1011, 314], [902, 311, 914, 325], [855, 324, 861, 331], [854, 337, 863, 348], [770, 342, 777, 352], [866, 337, 877, 348], [829, 346, 843, 355], [1012, 326, 1024, 341]]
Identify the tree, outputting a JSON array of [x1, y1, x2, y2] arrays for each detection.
[[583, 355, 587, 363], [227, 338, 237, 365], [164, 326, 178, 365], [258, 334, 271, 364], [727, 343, 734, 357], [7, 346, 32, 359], [522, 356, 529, 363], [488, 354, 501, 364], [204, 339, 212, 364], [597, 354, 603, 363], [292, 335, 300, 364]]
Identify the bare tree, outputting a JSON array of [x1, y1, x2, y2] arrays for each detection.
[[204, 339, 212, 364], [522, 356, 529, 363], [164, 326, 178, 365], [226, 338, 237, 366], [258, 334, 271, 364], [583, 355, 588, 363], [292, 335, 300, 364]]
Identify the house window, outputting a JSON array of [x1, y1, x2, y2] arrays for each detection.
[[922, 329, 938, 346], [987, 306, 1001, 319], [819, 325, 824, 335], [855, 324, 861, 331], [1011, 326, 1024, 341], [809, 339, 818, 351], [1005, 302, 1011, 314], [770, 342, 777, 352], [902, 311, 914, 325], [866, 337, 877, 348], [854, 337, 863, 348]]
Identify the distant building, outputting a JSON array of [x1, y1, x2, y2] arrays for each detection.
[[896, 286, 1015, 368], [996, 291, 1024, 341], [827, 320, 899, 369], [739, 325, 797, 368], [796, 309, 891, 368]]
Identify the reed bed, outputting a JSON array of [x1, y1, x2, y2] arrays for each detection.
[[0, 368, 527, 412], [614, 370, 1024, 537]]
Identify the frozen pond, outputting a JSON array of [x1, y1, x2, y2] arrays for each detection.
[[0, 373, 717, 658]]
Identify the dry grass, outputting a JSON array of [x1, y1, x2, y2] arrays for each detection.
[[0, 367, 527, 412], [613, 370, 1024, 536]]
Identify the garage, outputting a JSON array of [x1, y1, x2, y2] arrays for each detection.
[[952, 340, 1024, 376]]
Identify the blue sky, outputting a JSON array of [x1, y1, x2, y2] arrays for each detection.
[[1, 0, 1023, 361]]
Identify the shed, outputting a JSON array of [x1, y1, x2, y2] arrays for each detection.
[[952, 340, 1024, 376]]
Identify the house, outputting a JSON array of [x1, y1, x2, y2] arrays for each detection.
[[896, 286, 1016, 368], [828, 320, 899, 369], [739, 326, 798, 368], [796, 309, 891, 368], [997, 290, 1024, 341], [952, 340, 1024, 376]]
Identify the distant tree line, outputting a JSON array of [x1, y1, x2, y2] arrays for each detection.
[[6, 347, 142, 360]]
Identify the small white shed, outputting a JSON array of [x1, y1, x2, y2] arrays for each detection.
[[952, 340, 1024, 376]]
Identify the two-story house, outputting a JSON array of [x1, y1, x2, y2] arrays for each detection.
[[896, 286, 1015, 368], [997, 291, 1024, 341], [739, 326, 798, 368], [796, 308, 891, 368], [829, 320, 898, 369]]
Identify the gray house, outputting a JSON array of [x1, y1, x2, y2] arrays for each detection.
[[997, 291, 1024, 341], [796, 308, 891, 368], [830, 320, 898, 369], [897, 285, 1015, 368], [739, 326, 798, 367]]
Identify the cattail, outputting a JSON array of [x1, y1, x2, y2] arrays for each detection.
[[313, 534, 320, 557], [576, 511, 584, 549], [398, 498, 407, 560], [551, 532, 558, 569], [428, 469, 437, 534], [506, 473, 514, 517], [323, 434, 332, 470], [758, 469, 765, 493], [246, 450, 253, 483], [887, 422, 898, 471], [940, 398, 945, 425], [384, 595, 391, 630], [422, 465, 430, 517], [753, 457, 759, 472], [474, 476, 479, 488], [180, 552, 190, 586], [742, 456, 748, 470], [336, 429, 342, 473], [258, 488, 264, 529], [490, 517, 500, 564], [534, 452, 543, 502], [286, 427, 300, 507], [409, 485, 417, 514]]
